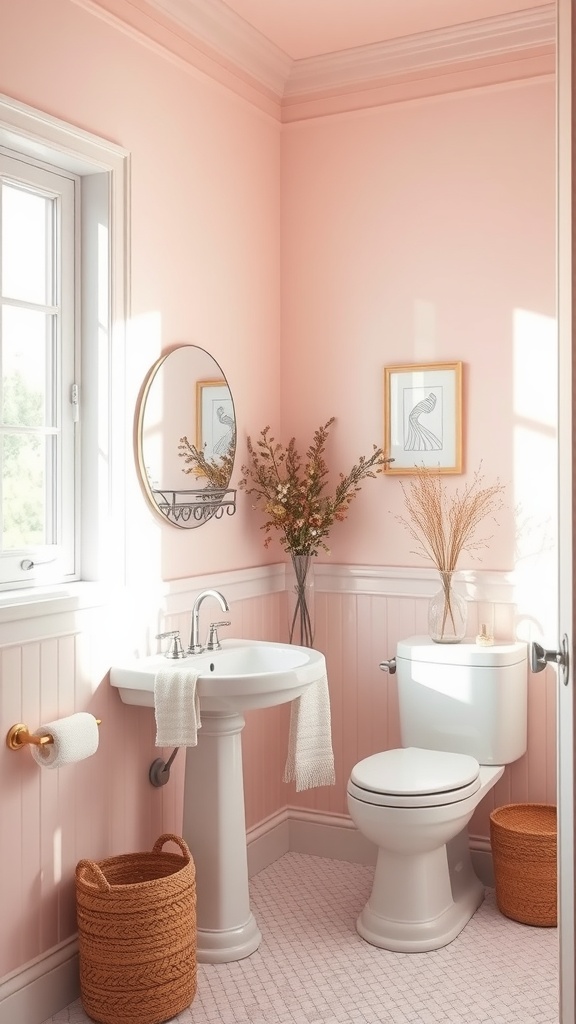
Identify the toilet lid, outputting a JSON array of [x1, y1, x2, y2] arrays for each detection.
[[348, 747, 481, 808]]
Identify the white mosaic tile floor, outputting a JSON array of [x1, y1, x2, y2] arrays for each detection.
[[42, 852, 558, 1024]]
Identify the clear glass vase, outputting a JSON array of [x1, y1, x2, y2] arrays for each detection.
[[428, 571, 467, 644], [287, 553, 315, 648]]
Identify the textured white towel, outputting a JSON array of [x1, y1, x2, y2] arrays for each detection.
[[283, 673, 336, 792], [154, 669, 202, 746]]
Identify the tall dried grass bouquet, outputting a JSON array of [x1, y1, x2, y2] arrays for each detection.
[[397, 464, 506, 640], [239, 417, 392, 557], [397, 464, 505, 571]]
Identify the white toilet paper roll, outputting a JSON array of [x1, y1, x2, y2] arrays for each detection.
[[30, 712, 99, 769]]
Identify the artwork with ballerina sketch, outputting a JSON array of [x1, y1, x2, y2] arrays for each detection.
[[384, 361, 462, 474]]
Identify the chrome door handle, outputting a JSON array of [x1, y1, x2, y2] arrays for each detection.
[[530, 635, 569, 686]]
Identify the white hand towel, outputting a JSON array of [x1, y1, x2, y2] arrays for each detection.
[[154, 669, 202, 746], [283, 673, 336, 792]]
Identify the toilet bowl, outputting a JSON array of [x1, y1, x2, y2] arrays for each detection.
[[347, 638, 527, 953], [347, 748, 504, 951]]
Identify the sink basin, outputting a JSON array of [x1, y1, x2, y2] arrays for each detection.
[[110, 638, 326, 712]]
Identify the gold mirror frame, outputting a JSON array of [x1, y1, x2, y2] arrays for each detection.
[[135, 345, 236, 529]]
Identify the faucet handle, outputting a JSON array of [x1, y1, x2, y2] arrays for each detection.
[[156, 630, 186, 659], [206, 621, 231, 652]]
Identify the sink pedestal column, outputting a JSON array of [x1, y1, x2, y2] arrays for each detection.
[[182, 711, 262, 963]]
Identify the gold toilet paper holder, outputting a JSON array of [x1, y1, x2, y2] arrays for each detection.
[[6, 719, 102, 750]]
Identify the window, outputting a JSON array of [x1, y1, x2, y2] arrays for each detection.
[[0, 150, 77, 588], [0, 93, 129, 598]]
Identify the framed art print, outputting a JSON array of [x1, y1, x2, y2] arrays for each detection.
[[384, 361, 463, 474]]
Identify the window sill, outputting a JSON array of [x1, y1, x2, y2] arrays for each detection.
[[0, 581, 111, 624]]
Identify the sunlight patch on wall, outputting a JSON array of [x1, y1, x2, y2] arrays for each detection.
[[53, 826, 62, 885], [412, 299, 437, 362], [512, 307, 557, 643], [125, 312, 164, 640], [96, 221, 114, 578]]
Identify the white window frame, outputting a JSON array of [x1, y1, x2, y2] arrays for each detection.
[[0, 93, 130, 603], [0, 150, 77, 587]]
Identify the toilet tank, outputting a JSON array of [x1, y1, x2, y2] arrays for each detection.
[[395, 636, 527, 765]]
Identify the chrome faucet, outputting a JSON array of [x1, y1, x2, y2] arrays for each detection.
[[188, 589, 230, 655]]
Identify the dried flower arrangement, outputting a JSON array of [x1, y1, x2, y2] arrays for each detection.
[[238, 417, 392, 557], [397, 464, 506, 641], [239, 418, 393, 646], [178, 435, 235, 489]]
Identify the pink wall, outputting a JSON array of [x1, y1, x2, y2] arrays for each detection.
[[0, 592, 284, 980], [280, 80, 556, 573], [0, 626, 182, 977], [279, 74, 557, 836], [0, 0, 558, 1004], [1, 0, 282, 581], [0, 0, 284, 989]]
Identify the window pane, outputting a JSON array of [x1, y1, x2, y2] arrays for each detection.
[[2, 182, 53, 305], [1, 306, 52, 428], [2, 432, 47, 549], [0, 148, 78, 585]]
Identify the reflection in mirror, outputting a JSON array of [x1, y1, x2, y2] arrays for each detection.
[[135, 345, 236, 529]]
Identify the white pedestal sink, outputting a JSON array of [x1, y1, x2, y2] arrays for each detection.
[[110, 639, 326, 963]]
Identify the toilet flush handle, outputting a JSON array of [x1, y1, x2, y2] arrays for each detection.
[[379, 658, 396, 675]]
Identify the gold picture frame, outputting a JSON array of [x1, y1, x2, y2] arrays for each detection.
[[384, 361, 463, 474], [196, 379, 235, 460]]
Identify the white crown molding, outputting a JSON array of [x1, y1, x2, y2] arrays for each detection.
[[141, 0, 292, 95], [286, 5, 555, 98], [142, 1, 554, 104]]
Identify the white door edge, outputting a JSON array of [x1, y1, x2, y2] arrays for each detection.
[[557, 1, 574, 1021]]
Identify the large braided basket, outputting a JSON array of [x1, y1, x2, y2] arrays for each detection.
[[490, 803, 557, 927], [76, 833, 196, 1024]]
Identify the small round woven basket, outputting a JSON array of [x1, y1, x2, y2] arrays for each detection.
[[76, 833, 196, 1024], [490, 803, 557, 927]]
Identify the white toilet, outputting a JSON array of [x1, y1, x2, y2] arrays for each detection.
[[347, 636, 527, 953]]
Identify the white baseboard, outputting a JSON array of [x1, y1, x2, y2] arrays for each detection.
[[247, 807, 494, 880], [247, 809, 290, 876], [246, 807, 377, 876], [4, 815, 494, 1024], [470, 837, 496, 886], [287, 808, 378, 865], [0, 938, 79, 1024]]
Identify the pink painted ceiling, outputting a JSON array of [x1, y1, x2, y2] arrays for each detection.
[[220, 0, 549, 60]]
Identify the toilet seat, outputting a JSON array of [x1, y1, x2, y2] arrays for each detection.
[[348, 747, 481, 808]]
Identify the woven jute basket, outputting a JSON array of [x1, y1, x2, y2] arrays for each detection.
[[490, 803, 557, 927], [76, 833, 197, 1024]]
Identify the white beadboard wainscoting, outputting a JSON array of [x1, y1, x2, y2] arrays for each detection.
[[0, 563, 556, 1024]]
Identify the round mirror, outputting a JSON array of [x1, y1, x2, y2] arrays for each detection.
[[135, 345, 236, 529]]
